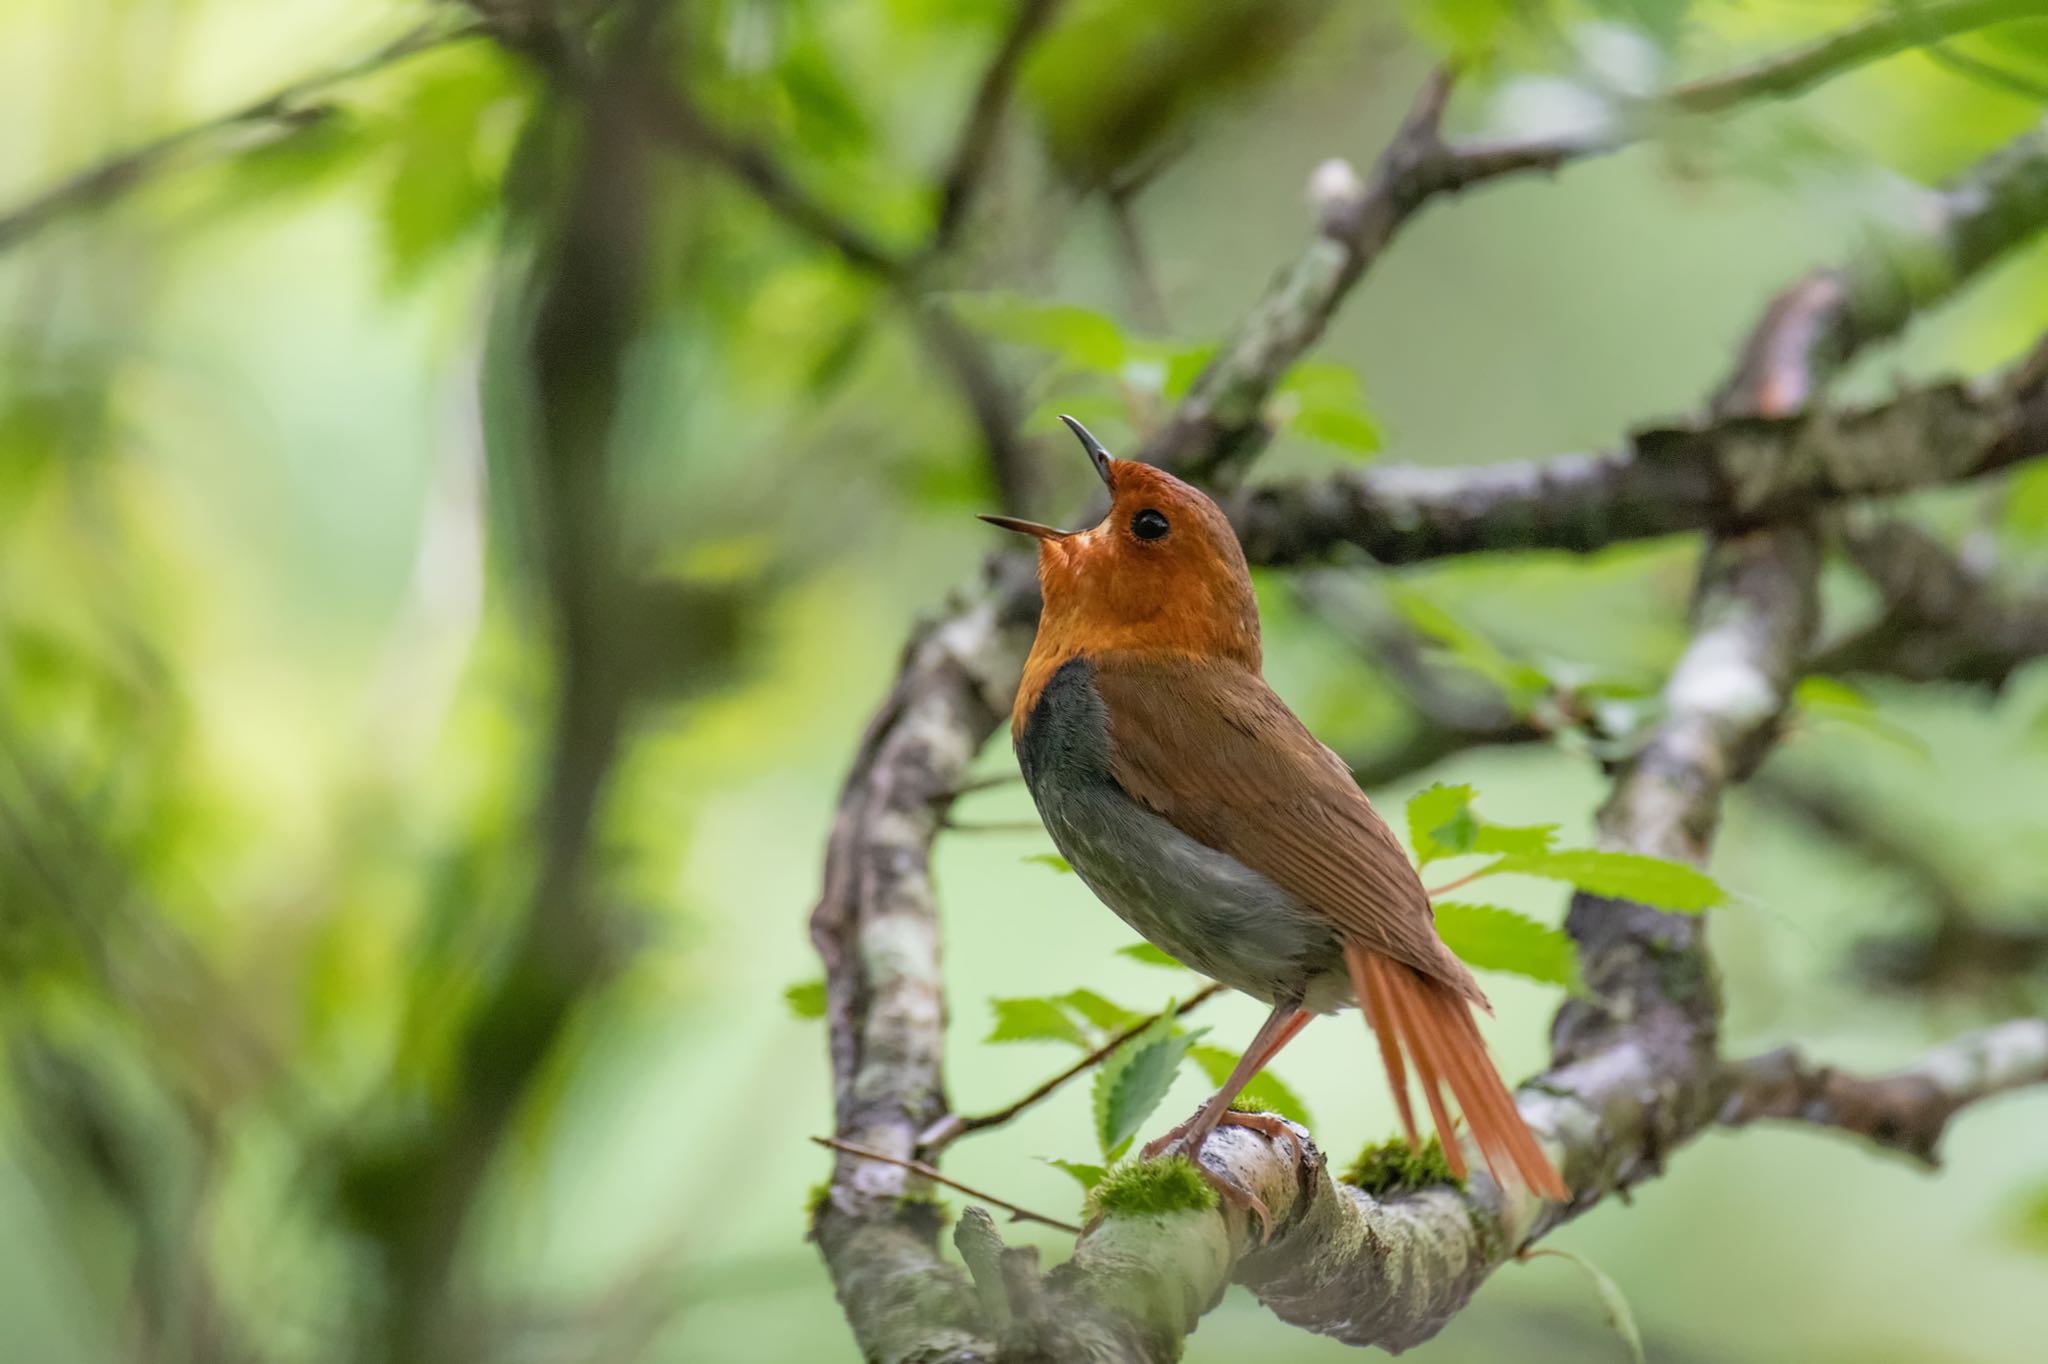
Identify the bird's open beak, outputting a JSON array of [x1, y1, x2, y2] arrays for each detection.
[[977, 415, 1117, 537], [978, 514, 1070, 540], [1060, 413, 1115, 487]]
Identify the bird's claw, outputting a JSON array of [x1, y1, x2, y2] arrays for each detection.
[[1140, 1110, 1300, 1244]]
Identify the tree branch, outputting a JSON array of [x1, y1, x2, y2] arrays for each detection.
[[929, 0, 1065, 254], [358, 10, 662, 1356], [1815, 516, 2048, 687], [1668, 0, 2048, 116], [814, 1137, 1082, 1234], [1753, 769, 2048, 997], [1720, 1019, 2048, 1163], [1235, 349, 2048, 566], [0, 19, 482, 254], [804, 40, 2048, 1364]]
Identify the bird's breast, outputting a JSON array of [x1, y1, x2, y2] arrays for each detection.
[[1016, 656, 1348, 1010]]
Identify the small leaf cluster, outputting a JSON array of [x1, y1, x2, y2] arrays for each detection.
[[985, 951, 1316, 1195], [1403, 784, 1727, 994]]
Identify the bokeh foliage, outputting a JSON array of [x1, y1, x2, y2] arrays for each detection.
[[5, 1, 2048, 1361]]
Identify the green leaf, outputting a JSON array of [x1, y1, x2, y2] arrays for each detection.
[[987, 997, 1091, 1048], [1187, 1044, 1313, 1126], [1093, 1010, 1198, 1158], [1042, 1157, 1107, 1192], [1523, 1249, 1646, 1364], [1278, 362, 1380, 455], [1489, 849, 1725, 912], [1794, 677, 1932, 761], [784, 979, 827, 1019], [1407, 784, 1556, 865], [376, 52, 523, 286], [1793, 676, 1871, 713], [1385, 584, 1550, 707], [946, 292, 1127, 372], [1061, 989, 1140, 1031], [1023, 852, 1074, 874], [2009, 1181, 2048, 1255], [1405, 0, 1521, 60], [1117, 943, 1186, 969], [2006, 463, 2048, 540], [1433, 902, 1582, 993], [1407, 784, 1478, 866]]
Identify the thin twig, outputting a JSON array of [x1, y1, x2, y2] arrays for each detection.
[[938, 773, 1024, 799], [1425, 868, 1493, 900], [920, 982, 1227, 1153], [813, 1137, 1084, 1234], [1667, 0, 2048, 114], [941, 818, 1047, 834], [633, 80, 905, 277], [930, 0, 1066, 252], [0, 19, 483, 254]]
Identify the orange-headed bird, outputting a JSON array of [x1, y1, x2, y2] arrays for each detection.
[[984, 417, 1568, 1216]]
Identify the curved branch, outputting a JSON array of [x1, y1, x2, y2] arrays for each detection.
[[1668, 0, 2048, 115], [1720, 1019, 2048, 1164], [1815, 516, 2048, 687], [805, 40, 2048, 1364], [1236, 353, 2048, 566]]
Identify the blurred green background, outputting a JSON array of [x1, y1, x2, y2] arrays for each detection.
[[4, 1, 2048, 1360]]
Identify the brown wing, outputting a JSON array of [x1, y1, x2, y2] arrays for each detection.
[[1091, 652, 1485, 1005]]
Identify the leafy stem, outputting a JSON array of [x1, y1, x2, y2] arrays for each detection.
[[920, 982, 1225, 1155]]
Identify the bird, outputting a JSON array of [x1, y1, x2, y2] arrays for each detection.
[[981, 415, 1568, 1223]]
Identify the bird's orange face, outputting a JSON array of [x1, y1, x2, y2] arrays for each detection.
[[983, 421, 1261, 716]]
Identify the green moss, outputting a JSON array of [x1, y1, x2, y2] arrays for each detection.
[[806, 1181, 834, 1219], [1085, 1155, 1220, 1219], [1340, 1134, 1464, 1197]]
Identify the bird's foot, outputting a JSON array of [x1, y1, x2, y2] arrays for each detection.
[[1140, 1110, 1300, 1244]]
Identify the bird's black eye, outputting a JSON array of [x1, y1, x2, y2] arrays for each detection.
[[1131, 508, 1170, 541]]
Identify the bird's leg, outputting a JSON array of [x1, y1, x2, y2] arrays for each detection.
[[1140, 1000, 1309, 1240]]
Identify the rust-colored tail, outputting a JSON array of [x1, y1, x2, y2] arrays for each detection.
[[1345, 943, 1569, 1201]]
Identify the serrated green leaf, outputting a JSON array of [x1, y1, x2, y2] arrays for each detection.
[[1524, 1249, 1645, 1364], [1470, 822, 1559, 857], [1023, 852, 1074, 874], [987, 997, 1091, 1048], [1043, 1157, 1107, 1191], [1407, 784, 1478, 866], [1490, 849, 1724, 912], [784, 979, 827, 1019], [1433, 902, 1582, 993], [946, 292, 1127, 372], [1187, 1044, 1313, 1126], [1409, 785, 1557, 866], [1061, 988, 1140, 1031], [1117, 942, 1186, 969], [1093, 1010, 1197, 1158]]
